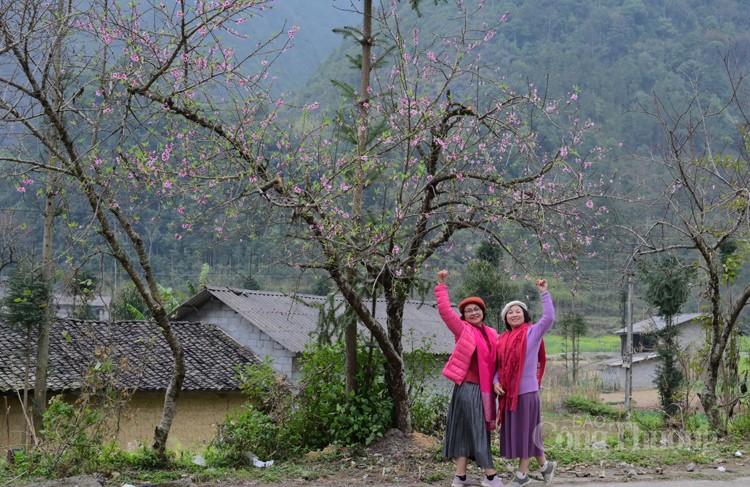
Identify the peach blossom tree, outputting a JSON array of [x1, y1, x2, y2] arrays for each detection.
[[2, 0, 609, 437]]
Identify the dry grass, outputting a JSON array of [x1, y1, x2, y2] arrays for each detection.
[[540, 359, 603, 413]]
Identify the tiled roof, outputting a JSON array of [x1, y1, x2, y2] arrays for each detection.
[[0, 319, 259, 393], [612, 313, 702, 335], [173, 286, 464, 354]]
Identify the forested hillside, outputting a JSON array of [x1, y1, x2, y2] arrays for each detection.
[[1, 0, 748, 330], [300, 0, 749, 153], [271, 0, 750, 322]]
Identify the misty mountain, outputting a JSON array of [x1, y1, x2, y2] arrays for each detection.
[[243, 0, 359, 95]]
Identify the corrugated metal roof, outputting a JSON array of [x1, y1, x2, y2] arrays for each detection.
[[599, 352, 660, 367], [0, 318, 259, 393], [612, 313, 702, 335], [173, 287, 464, 354]]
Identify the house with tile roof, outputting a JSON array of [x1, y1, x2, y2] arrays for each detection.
[[599, 313, 704, 390], [172, 286, 463, 382], [52, 293, 111, 320], [0, 318, 260, 451]]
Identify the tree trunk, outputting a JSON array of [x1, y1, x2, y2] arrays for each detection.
[[33, 166, 58, 435], [151, 313, 185, 458], [384, 352, 412, 432], [701, 372, 725, 436], [33, 0, 67, 434], [572, 332, 578, 384], [345, 319, 358, 393], [80, 183, 187, 460], [23, 327, 32, 447], [327, 263, 413, 432], [385, 288, 412, 432]]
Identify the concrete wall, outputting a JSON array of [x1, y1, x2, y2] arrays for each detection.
[[607, 319, 706, 391], [677, 320, 705, 352], [181, 299, 298, 380], [632, 360, 659, 390], [603, 358, 672, 392], [1, 391, 245, 453], [601, 365, 623, 391]]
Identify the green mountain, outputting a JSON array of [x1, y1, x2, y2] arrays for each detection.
[[235, 0, 358, 95], [294, 0, 749, 155], [3, 1, 748, 324]]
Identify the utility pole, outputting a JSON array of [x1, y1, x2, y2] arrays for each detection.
[[624, 270, 634, 412], [34, 0, 68, 434]]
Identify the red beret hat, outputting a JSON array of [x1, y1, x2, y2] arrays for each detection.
[[458, 296, 486, 313]]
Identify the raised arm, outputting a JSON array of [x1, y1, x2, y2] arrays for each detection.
[[529, 279, 555, 341], [435, 270, 464, 336]]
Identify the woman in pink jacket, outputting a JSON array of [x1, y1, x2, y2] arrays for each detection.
[[436, 270, 503, 487]]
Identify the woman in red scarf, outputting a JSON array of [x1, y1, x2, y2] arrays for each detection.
[[494, 279, 557, 487], [436, 270, 504, 487]]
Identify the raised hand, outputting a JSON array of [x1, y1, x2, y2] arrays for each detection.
[[437, 269, 448, 285], [536, 279, 548, 293]]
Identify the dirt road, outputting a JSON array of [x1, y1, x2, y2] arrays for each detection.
[[207, 475, 750, 487]]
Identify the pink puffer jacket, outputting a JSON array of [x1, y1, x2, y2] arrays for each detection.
[[436, 284, 499, 383]]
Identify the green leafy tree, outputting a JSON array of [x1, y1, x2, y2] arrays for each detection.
[[111, 283, 151, 321], [0, 210, 32, 280], [0, 263, 52, 444], [638, 255, 695, 417], [460, 243, 522, 331], [1, 264, 51, 337], [67, 269, 98, 319], [558, 312, 588, 383]]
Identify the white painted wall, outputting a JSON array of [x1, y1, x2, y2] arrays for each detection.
[[180, 300, 298, 380]]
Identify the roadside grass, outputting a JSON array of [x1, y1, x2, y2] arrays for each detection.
[[4, 411, 749, 486], [536, 407, 749, 469], [3, 338, 749, 486]]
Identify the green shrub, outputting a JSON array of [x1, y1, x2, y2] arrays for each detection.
[[122, 445, 174, 470], [729, 412, 750, 439], [208, 359, 293, 466], [409, 392, 448, 437], [328, 390, 392, 447], [8, 394, 114, 478], [631, 410, 665, 444], [632, 411, 664, 432], [404, 344, 448, 436], [209, 405, 279, 466], [565, 395, 620, 419], [209, 340, 394, 464], [294, 341, 392, 449], [42, 396, 105, 474], [683, 413, 709, 433]]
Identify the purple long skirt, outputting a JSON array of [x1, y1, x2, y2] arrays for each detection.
[[499, 391, 545, 459]]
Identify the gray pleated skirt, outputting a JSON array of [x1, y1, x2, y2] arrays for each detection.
[[499, 391, 545, 459], [442, 382, 494, 468]]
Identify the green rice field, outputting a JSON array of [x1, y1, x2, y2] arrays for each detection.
[[542, 334, 621, 355]]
